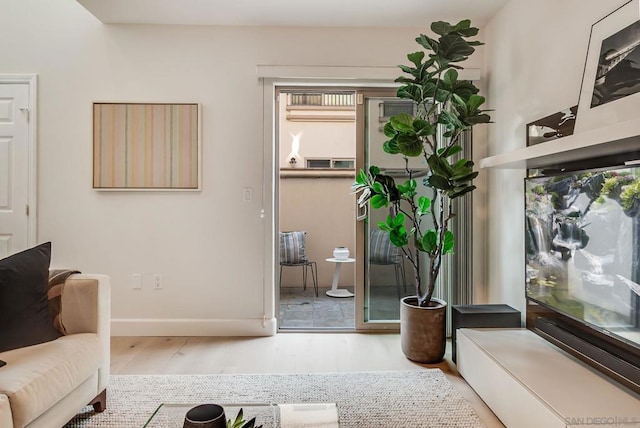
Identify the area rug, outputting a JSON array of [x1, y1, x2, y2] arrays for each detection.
[[65, 370, 485, 427]]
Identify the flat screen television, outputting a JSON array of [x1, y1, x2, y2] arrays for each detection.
[[525, 165, 640, 354]]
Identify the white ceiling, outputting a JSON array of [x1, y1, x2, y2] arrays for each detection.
[[76, 0, 510, 27]]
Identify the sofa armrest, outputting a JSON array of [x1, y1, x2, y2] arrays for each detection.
[[61, 274, 110, 335], [0, 394, 12, 428], [60, 274, 111, 391]]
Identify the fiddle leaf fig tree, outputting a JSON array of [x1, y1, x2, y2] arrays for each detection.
[[352, 19, 491, 308]]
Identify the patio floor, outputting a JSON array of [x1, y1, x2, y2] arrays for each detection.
[[279, 285, 409, 329]]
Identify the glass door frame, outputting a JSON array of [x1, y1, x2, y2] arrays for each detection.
[[275, 84, 373, 331], [354, 88, 403, 332], [266, 80, 401, 333]]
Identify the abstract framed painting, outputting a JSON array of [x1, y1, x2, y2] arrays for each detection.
[[93, 102, 201, 190], [575, 0, 640, 134]]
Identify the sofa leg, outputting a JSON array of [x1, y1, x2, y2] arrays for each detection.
[[89, 389, 107, 413]]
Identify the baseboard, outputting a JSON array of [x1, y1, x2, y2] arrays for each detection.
[[111, 317, 277, 336]]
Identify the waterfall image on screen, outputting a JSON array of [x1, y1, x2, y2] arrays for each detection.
[[525, 166, 640, 347]]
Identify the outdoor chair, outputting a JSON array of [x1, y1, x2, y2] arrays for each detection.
[[279, 230, 318, 297], [370, 229, 407, 299]]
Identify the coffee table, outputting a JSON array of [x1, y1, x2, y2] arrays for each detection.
[[144, 403, 278, 428], [144, 402, 339, 427]]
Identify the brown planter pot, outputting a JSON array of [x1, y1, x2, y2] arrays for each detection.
[[400, 296, 447, 363]]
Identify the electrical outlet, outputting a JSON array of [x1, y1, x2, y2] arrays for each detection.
[[153, 274, 163, 289], [131, 274, 142, 289]]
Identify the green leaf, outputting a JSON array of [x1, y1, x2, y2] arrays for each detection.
[[443, 230, 454, 254], [371, 194, 388, 208], [378, 221, 391, 232], [465, 113, 492, 125], [383, 139, 401, 154], [427, 154, 452, 177], [450, 80, 480, 101], [407, 51, 425, 67], [440, 34, 475, 62], [422, 230, 438, 253], [393, 212, 406, 227], [443, 69, 459, 88], [457, 29, 478, 39], [449, 185, 476, 199], [372, 182, 384, 194], [396, 84, 422, 102], [452, 20, 479, 37], [467, 94, 486, 112], [421, 81, 437, 98], [390, 228, 409, 247], [451, 171, 478, 183], [431, 21, 453, 36], [383, 121, 397, 138], [397, 133, 423, 157], [453, 158, 473, 169], [395, 76, 418, 85], [389, 113, 414, 132], [415, 34, 438, 52], [228, 408, 245, 428], [428, 174, 451, 190], [452, 19, 471, 31], [398, 64, 417, 77], [417, 196, 431, 216], [369, 165, 380, 176], [412, 119, 429, 132], [451, 93, 467, 112], [406, 179, 417, 191], [438, 110, 464, 130], [398, 179, 417, 198], [439, 144, 462, 158]]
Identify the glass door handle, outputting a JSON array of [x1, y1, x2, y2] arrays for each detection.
[[356, 202, 368, 221]]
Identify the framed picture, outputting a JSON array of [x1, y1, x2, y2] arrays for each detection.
[[575, 0, 640, 134], [526, 106, 577, 146], [93, 103, 201, 190]]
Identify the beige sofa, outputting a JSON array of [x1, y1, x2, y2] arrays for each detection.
[[0, 274, 110, 428]]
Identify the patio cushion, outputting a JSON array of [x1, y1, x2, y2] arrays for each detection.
[[280, 231, 308, 264], [370, 230, 400, 264]]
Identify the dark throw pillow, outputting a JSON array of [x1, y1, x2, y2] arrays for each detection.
[[0, 242, 62, 353]]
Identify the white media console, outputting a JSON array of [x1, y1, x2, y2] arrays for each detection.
[[456, 328, 640, 428]]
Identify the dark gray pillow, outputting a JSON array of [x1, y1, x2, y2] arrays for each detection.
[[0, 242, 62, 353]]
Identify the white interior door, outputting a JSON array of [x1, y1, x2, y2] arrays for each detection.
[[0, 82, 32, 258]]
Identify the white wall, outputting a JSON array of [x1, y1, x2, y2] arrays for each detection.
[[279, 176, 355, 288], [278, 99, 355, 167], [482, 0, 628, 314], [2, 0, 494, 335]]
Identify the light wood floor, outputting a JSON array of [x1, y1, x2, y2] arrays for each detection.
[[111, 333, 504, 427]]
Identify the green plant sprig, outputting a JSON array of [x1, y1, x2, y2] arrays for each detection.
[[227, 408, 263, 428]]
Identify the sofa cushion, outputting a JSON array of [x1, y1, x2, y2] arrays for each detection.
[[0, 242, 62, 353], [0, 333, 101, 427]]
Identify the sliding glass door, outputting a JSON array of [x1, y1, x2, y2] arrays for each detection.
[[354, 89, 474, 331], [355, 89, 412, 330]]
